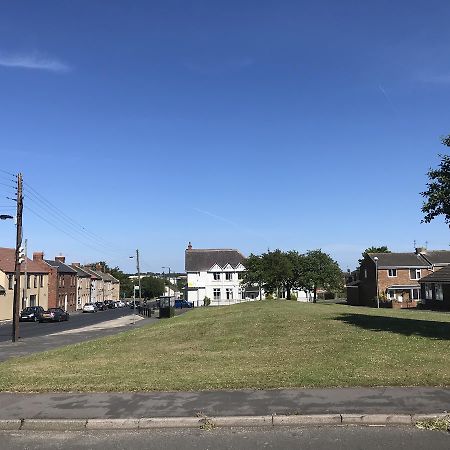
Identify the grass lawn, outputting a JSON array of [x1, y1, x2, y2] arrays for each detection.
[[0, 301, 450, 392]]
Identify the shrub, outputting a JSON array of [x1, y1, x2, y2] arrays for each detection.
[[203, 296, 211, 307]]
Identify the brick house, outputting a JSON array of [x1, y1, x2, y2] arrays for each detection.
[[71, 264, 93, 309], [0, 247, 51, 320], [347, 248, 450, 308], [34, 254, 78, 312], [419, 265, 450, 310]]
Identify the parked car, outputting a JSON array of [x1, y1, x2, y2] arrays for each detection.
[[19, 306, 45, 322], [175, 300, 194, 309], [105, 300, 116, 309], [83, 303, 97, 313], [39, 308, 69, 322], [95, 301, 107, 311], [118, 301, 125, 308], [129, 300, 140, 309]]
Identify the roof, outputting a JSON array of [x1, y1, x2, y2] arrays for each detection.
[[419, 266, 450, 283], [44, 259, 77, 274], [367, 253, 429, 268], [185, 248, 245, 272], [0, 248, 50, 274], [78, 266, 101, 280], [71, 265, 92, 278], [89, 269, 119, 283], [420, 251, 450, 266]]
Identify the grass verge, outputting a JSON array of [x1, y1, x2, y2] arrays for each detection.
[[0, 301, 449, 392]]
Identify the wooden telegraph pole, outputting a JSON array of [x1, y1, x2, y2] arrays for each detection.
[[12, 173, 23, 343]]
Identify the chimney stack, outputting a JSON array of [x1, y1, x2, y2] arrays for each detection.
[[55, 255, 66, 263], [72, 262, 81, 267], [187, 242, 192, 250], [415, 247, 427, 255], [33, 252, 44, 261]]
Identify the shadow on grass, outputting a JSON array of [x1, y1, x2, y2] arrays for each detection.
[[334, 313, 450, 340]]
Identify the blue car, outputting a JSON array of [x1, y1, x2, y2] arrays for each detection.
[[174, 300, 193, 309]]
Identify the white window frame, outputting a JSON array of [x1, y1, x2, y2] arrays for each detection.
[[213, 288, 220, 300], [435, 284, 444, 301], [213, 272, 220, 281], [388, 269, 397, 277], [226, 288, 233, 300], [225, 272, 232, 281], [387, 290, 395, 300], [409, 269, 421, 280], [425, 283, 433, 300]]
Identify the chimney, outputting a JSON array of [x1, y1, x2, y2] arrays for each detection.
[[187, 242, 192, 250], [72, 262, 81, 267], [415, 247, 427, 255], [55, 255, 66, 263], [33, 252, 44, 261]]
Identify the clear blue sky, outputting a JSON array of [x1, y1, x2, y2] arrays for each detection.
[[0, 0, 449, 273]]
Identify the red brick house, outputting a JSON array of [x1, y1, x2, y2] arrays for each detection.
[[33, 253, 77, 312], [346, 248, 450, 308]]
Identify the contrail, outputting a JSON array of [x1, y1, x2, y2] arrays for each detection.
[[378, 84, 398, 114]]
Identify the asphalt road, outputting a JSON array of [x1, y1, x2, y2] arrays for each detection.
[[0, 306, 135, 343], [0, 426, 449, 449]]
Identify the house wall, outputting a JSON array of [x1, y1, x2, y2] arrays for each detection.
[[420, 282, 450, 310], [76, 276, 91, 309], [0, 271, 49, 321]]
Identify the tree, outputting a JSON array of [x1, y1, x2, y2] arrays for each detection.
[[140, 276, 165, 299], [421, 136, 450, 225], [241, 253, 265, 300], [302, 250, 343, 302], [358, 246, 390, 264]]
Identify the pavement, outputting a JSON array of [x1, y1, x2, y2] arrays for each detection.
[[0, 387, 448, 430]]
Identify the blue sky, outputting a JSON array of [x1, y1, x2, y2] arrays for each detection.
[[0, 0, 449, 273]]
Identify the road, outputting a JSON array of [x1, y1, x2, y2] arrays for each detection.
[[0, 426, 449, 449], [0, 306, 135, 343]]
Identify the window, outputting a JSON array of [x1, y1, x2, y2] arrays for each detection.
[[226, 288, 233, 300], [213, 288, 220, 300], [425, 283, 433, 300], [8, 275, 13, 290], [33, 275, 37, 288], [412, 289, 420, 300], [225, 273, 232, 281], [436, 284, 444, 301], [364, 269, 368, 279], [27, 275, 31, 289], [238, 272, 243, 280], [388, 269, 397, 277], [409, 269, 421, 280], [240, 289, 245, 300], [213, 272, 220, 281], [387, 290, 395, 300], [39, 275, 43, 287]]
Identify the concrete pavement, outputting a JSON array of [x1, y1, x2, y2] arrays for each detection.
[[0, 387, 448, 421]]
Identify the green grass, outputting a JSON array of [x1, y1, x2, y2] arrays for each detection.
[[0, 301, 450, 392]]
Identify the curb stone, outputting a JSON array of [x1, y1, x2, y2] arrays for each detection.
[[1, 414, 446, 431]]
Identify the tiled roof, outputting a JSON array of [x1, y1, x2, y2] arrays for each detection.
[[79, 267, 101, 280], [367, 253, 429, 268], [419, 266, 450, 283], [185, 248, 245, 272], [71, 265, 92, 278], [0, 247, 50, 274], [44, 259, 77, 274], [420, 251, 450, 265]]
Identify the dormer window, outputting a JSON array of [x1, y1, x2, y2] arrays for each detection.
[[213, 272, 220, 281], [226, 273, 232, 281]]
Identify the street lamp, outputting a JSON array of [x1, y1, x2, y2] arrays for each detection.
[[374, 256, 379, 309], [162, 266, 171, 298], [0, 214, 13, 220]]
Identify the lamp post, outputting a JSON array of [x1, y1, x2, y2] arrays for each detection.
[[162, 266, 171, 298], [374, 256, 379, 309]]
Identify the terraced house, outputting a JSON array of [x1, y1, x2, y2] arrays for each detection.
[[0, 247, 50, 321]]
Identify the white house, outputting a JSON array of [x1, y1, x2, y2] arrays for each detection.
[[185, 243, 260, 306]]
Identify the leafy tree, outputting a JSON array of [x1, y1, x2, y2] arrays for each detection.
[[140, 276, 165, 299], [260, 249, 293, 298], [358, 246, 390, 264], [302, 250, 343, 302], [421, 136, 450, 225], [242, 253, 265, 300]]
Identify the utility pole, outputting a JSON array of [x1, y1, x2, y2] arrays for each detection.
[[23, 238, 28, 309], [12, 173, 23, 343], [136, 249, 141, 300]]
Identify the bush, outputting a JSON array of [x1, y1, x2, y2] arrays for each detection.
[[290, 293, 297, 301], [203, 296, 211, 307], [265, 293, 274, 300]]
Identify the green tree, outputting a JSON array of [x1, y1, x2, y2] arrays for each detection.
[[140, 276, 165, 299], [242, 253, 265, 300], [261, 249, 293, 298], [358, 246, 390, 264], [421, 136, 450, 225], [302, 250, 343, 302]]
